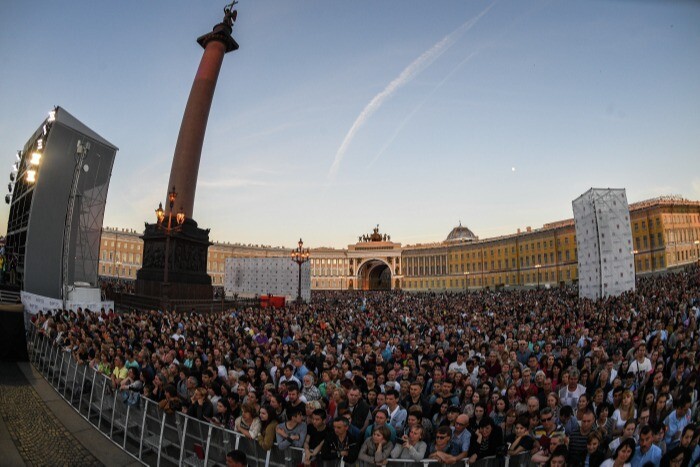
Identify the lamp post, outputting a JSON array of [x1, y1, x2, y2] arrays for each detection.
[[154, 186, 186, 307], [115, 260, 121, 309], [464, 271, 470, 293], [535, 264, 541, 289], [291, 238, 310, 304], [695, 240, 699, 263]]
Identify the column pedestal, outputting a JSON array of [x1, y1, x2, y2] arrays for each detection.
[[135, 218, 212, 300]]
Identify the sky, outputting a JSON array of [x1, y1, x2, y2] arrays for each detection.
[[1, 1, 699, 249]]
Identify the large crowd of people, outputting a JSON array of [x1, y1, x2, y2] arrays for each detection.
[[33, 264, 700, 466]]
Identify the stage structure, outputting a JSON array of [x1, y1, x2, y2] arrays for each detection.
[[225, 257, 311, 302], [4, 106, 117, 312], [136, 3, 239, 304], [573, 188, 635, 300]]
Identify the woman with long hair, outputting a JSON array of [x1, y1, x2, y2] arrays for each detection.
[[506, 383, 521, 411], [489, 397, 509, 427], [578, 393, 592, 417], [550, 363, 563, 391], [256, 405, 279, 451], [546, 392, 562, 424], [650, 392, 670, 425], [600, 437, 635, 467], [212, 399, 233, 428], [610, 390, 636, 436], [502, 409, 518, 442]]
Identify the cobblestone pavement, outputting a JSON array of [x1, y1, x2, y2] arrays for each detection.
[[0, 362, 103, 466]]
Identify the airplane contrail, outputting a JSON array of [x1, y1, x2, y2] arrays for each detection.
[[327, 2, 495, 180], [367, 51, 479, 168]]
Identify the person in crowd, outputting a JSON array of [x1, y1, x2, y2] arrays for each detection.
[[546, 445, 569, 467], [600, 438, 636, 467], [609, 420, 637, 456], [508, 415, 535, 457], [225, 449, 247, 467], [381, 389, 407, 434], [363, 409, 397, 443], [467, 417, 503, 464], [610, 390, 637, 437], [391, 425, 428, 460], [276, 405, 307, 450], [187, 387, 214, 421], [339, 385, 371, 435], [659, 446, 687, 467], [569, 408, 598, 462], [303, 408, 328, 466], [664, 397, 692, 450], [111, 355, 128, 389], [321, 417, 360, 464], [235, 402, 261, 440], [677, 424, 697, 467], [428, 425, 461, 463], [584, 431, 607, 467], [357, 425, 393, 466], [533, 407, 565, 453], [631, 425, 662, 467], [158, 384, 181, 414], [532, 432, 568, 465], [256, 405, 278, 451]]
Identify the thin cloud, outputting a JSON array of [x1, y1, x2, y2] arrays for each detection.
[[327, 2, 495, 180]]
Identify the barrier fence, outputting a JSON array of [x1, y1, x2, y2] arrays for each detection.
[[27, 324, 534, 467]]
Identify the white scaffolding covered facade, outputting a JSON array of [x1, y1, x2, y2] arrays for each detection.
[[225, 257, 311, 302], [573, 188, 635, 300]]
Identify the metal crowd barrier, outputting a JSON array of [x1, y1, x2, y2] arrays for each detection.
[[26, 324, 536, 467]]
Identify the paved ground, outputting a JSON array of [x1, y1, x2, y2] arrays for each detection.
[[0, 361, 143, 467]]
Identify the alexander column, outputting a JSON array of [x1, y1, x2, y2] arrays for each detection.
[[136, 3, 239, 303]]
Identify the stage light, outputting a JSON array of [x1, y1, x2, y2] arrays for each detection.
[[12, 162, 18, 171], [5, 194, 11, 204], [26, 169, 36, 183], [48, 109, 56, 122], [37, 139, 43, 150], [16, 151, 21, 161], [10, 172, 15, 182], [30, 152, 42, 166], [8, 183, 12, 192]]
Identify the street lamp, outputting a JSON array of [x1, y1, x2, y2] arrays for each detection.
[[535, 264, 541, 289], [291, 238, 310, 303], [115, 260, 122, 309], [464, 271, 470, 293], [154, 186, 186, 304], [115, 260, 122, 284], [695, 240, 699, 263]]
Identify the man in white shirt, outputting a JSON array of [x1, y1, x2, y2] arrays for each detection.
[[558, 368, 587, 409], [628, 345, 652, 382], [448, 352, 468, 375]]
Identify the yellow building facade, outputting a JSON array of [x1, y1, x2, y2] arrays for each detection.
[[98, 228, 288, 286], [99, 196, 700, 292]]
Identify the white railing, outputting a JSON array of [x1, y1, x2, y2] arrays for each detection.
[[27, 325, 534, 467]]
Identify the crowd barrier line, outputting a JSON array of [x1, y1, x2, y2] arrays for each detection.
[[27, 324, 538, 467]]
